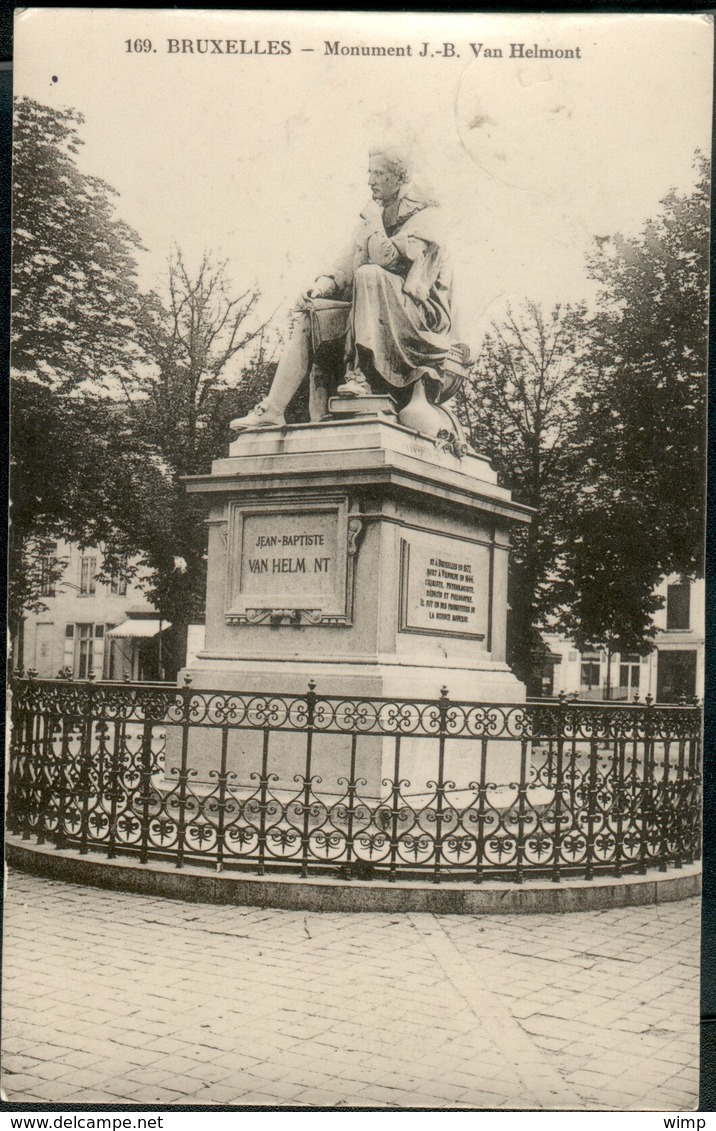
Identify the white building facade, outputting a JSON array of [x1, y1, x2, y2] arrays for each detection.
[[20, 540, 165, 681], [542, 576, 704, 704]]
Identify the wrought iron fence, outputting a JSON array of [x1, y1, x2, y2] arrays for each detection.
[[7, 675, 702, 884]]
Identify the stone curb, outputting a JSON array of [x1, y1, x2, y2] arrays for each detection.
[[5, 837, 701, 914]]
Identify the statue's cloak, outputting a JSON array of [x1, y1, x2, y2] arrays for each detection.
[[331, 186, 453, 388]]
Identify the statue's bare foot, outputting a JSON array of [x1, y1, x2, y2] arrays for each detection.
[[336, 370, 371, 398], [230, 400, 286, 432]]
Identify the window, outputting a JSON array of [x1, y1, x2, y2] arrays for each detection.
[[62, 624, 74, 674], [619, 654, 641, 697], [666, 581, 690, 630], [38, 553, 57, 597], [104, 626, 116, 679], [580, 649, 601, 691], [110, 572, 128, 596], [103, 626, 130, 681], [580, 662, 600, 690], [656, 650, 697, 703], [76, 623, 94, 679], [79, 556, 97, 596]]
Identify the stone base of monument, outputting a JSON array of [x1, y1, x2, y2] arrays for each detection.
[[176, 411, 533, 795]]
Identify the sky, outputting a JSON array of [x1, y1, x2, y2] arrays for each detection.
[[13, 9, 714, 357]]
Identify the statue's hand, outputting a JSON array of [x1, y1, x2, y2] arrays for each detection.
[[299, 276, 336, 307]]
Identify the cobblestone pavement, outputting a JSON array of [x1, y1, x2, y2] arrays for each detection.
[[1, 870, 700, 1111]]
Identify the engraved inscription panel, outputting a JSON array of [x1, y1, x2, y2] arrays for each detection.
[[241, 511, 337, 601], [226, 497, 353, 625], [400, 535, 489, 639]]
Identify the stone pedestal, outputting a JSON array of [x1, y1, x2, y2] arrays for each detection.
[[179, 414, 533, 793]]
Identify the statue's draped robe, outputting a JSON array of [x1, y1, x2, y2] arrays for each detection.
[[329, 187, 453, 389]]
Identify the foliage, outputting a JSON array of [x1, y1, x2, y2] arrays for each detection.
[[9, 96, 153, 647], [9, 377, 164, 641], [457, 301, 586, 680], [9, 98, 274, 673], [554, 155, 709, 653], [125, 251, 275, 666], [460, 158, 709, 679], [11, 97, 146, 392], [134, 250, 270, 474]]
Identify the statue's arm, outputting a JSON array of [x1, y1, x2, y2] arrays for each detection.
[[355, 202, 400, 269], [366, 233, 402, 268]]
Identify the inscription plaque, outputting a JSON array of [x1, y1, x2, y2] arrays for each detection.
[[400, 534, 488, 640], [226, 496, 359, 626]]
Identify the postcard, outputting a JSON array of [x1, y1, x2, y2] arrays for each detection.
[[4, 9, 711, 1115]]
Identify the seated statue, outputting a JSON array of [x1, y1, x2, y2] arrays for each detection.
[[231, 148, 464, 433]]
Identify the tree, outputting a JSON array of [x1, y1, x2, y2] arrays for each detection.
[[9, 100, 278, 677], [9, 97, 155, 656], [8, 379, 165, 665], [11, 97, 146, 392], [457, 302, 586, 682], [554, 155, 709, 665], [125, 251, 275, 670]]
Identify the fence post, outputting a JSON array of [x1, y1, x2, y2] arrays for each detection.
[[78, 672, 97, 855], [513, 708, 532, 886], [584, 734, 600, 882], [550, 692, 567, 883], [343, 734, 359, 878], [174, 675, 193, 870], [215, 720, 230, 875], [53, 682, 75, 852], [683, 701, 701, 867], [24, 671, 42, 843], [255, 721, 271, 876], [18, 672, 37, 841], [612, 732, 626, 880], [107, 693, 125, 861], [473, 735, 489, 884], [137, 695, 156, 866], [658, 730, 672, 874], [387, 736, 402, 883], [432, 686, 450, 884], [639, 694, 656, 875], [5, 676, 22, 838], [300, 680, 317, 878]]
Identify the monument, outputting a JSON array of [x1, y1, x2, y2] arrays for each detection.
[[181, 148, 533, 790]]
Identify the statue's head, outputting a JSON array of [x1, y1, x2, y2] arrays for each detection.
[[368, 147, 410, 202]]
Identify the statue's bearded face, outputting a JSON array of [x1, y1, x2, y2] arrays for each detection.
[[368, 157, 404, 203]]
